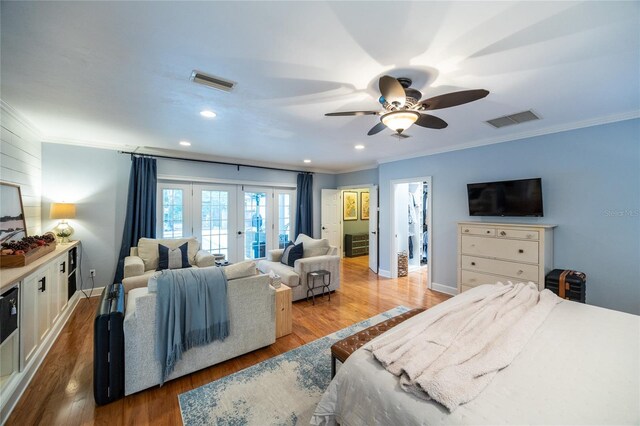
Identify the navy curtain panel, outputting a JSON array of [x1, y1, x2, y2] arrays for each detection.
[[294, 173, 313, 239], [114, 156, 157, 284]]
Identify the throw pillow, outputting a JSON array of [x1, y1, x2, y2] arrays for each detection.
[[294, 234, 329, 258], [281, 241, 303, 267], [157, 242, 191, 271], [223, 260, 257, 280]]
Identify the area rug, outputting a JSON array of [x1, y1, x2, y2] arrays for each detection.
[[178, 305, 410, 425]]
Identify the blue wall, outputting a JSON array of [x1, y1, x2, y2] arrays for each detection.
[[336, 167, 378, 187], [42, 144, 130, 289], [369, 119, 639, 314]]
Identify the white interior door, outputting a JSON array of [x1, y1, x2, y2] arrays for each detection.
[[368, 185, 378, 273], [321, 189, 341, 252]]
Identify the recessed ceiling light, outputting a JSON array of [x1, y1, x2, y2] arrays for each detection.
[[200, 110, 217, 118], [303, 159, 311, 163], [179, 140, 191, 146], [355, 144, 365, 150]]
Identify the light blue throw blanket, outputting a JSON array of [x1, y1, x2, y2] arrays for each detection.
[[155, 267, 230, 383]]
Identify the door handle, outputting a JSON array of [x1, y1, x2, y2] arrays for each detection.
[[322, 226, 326, 230], [60, 262, 66, 273], [39, 277, 46, 292], [371, 231, 376, 235], [237, 231, 243, 235]]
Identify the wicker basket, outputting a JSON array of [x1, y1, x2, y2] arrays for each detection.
[[397, 251, 408, 277]]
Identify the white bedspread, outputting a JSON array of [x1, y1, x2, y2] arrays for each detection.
[[312, 286, 640, 425]]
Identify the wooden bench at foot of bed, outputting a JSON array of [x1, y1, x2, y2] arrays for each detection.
[[330, 308, 425, 378]]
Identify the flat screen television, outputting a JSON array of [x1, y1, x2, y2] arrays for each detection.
[[467, 178, 543, 217]]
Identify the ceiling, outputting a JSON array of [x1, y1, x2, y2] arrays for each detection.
[[1, 1, 638, 173]]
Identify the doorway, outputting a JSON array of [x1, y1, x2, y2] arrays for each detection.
[[321, 185, 378, 274], [390, 177, 432, 287]]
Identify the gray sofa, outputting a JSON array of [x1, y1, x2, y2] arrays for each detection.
[[257, 234, 340, 301], [123, 262, 275, 395]]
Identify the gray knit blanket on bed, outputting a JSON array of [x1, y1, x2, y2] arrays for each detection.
[[155, 267, 230, 383]]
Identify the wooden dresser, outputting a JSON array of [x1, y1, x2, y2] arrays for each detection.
[[344, 233, 369, 257], [457, 222, 555, 293]]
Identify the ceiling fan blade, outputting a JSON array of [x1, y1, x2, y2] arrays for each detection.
[[325, 111, 379, 117], [367, 122, 387, 135], [421, 89, 489, 110], [415, 114, 448, 129], [379, 75, 406, 107]]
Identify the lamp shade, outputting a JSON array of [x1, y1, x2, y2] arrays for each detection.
[[50, 203, 76, 219]]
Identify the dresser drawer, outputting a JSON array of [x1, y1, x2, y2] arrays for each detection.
[[461, 255, 539, 282], [460, 226, 495, 236], [461, 270, 510, 288], [461, 235, 539, 264], [496, 228, 539, 240], [461, 270, 537, 291]]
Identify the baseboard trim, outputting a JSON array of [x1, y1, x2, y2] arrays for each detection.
[[378, 269, 391, 278], [87, 286, 106, 297], [430, 282, 458, 296]]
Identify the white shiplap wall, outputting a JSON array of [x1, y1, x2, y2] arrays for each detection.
[[0, 101, 42, 235]]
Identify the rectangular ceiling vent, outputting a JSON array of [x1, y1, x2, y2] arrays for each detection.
[[190, 70, 236, 92], [486, 110, 540, 128]]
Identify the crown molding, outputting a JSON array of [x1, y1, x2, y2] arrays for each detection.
[[377, 110, 640, 166], [0, 100, 44, 138]]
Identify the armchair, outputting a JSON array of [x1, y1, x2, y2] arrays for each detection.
[[257, 234, 340, 301], [122, 237, 216, 293]]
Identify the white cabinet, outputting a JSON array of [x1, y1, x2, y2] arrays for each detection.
[[20, 266, 49, 365], [1, 241, 80, 423], [457, 222, 555, 293], [48, 255, 67, 323], [57, 256, 69, 313], [22, 255, 68, 360]]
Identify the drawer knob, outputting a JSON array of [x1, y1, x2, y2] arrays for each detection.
[[486, 230, 491, 234], [500, 231, 507, 236], [518, 249, 524, 254], [470, 278, 476, 282], [464, 229, 469, 233], [526, 234, 533, 239], [517, 270, 523, 275], [471, 262, 476, 266]]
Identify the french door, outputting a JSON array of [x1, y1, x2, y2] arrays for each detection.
[[158, 182, 295, 263]]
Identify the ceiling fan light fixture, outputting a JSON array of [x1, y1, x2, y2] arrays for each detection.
[[381, 111, 420, 133]]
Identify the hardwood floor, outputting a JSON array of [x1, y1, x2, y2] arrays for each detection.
[[7, 256, 450, 425]]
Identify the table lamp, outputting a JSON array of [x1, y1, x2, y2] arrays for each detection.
[[50, 202, 76, 243]]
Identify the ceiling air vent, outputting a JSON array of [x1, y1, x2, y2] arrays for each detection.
[[190, 70, 236, 92], [486, 110, 540, 129]]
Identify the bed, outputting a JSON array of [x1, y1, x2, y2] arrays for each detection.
[[312, 285, 640, 425]]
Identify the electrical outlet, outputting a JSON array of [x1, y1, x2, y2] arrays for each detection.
[[90, 269, 96, 277]]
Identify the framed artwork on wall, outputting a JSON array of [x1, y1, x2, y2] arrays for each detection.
[[361, 191, 370, 220], [343, 191, 358, 221], [0, 181, 27, 243]]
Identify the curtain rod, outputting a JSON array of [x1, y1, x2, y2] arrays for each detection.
[[118, 151, 313, 174]]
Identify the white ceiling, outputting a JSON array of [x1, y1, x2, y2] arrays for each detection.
[[1, 1, 639, 173]]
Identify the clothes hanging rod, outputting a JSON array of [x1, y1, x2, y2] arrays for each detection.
[[118, 151, 313, 174]]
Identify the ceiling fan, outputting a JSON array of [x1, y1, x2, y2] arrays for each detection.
[[325, 75, 489, 136]]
